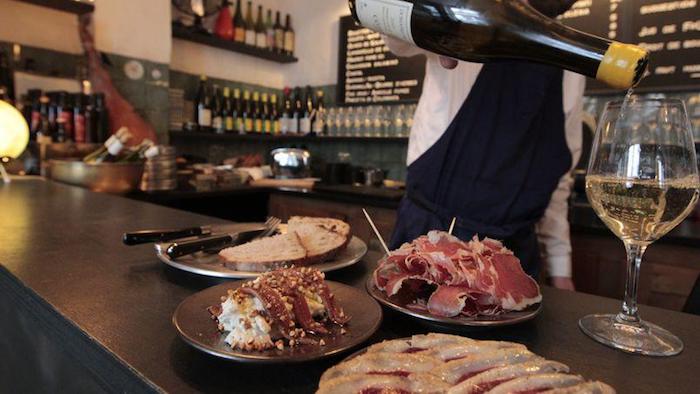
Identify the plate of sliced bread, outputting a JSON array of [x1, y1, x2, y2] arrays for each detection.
[[155, 217, 367, 279]]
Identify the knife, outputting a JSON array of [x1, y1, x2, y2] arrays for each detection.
[[165, 228, 267, 259], [123, 224, 245, 245]]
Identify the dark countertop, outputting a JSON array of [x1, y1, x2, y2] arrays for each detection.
[[2, 178, 700, 393], [130, 183, 404, 209]]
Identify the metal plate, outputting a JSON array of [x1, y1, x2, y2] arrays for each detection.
[[366, 276, 542, 327], [172, 280, 382, 363], [155, 236, 368, 279]]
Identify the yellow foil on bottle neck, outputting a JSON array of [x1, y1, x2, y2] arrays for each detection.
[[596, 42, 649, 89]]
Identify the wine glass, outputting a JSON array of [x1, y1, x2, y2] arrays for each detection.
[[581, 98, 700, 356]]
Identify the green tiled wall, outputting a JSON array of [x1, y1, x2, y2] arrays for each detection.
[[1, 41, 170, 141]]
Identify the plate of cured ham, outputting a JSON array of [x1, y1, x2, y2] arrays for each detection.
[[367, 231, 542, 327], [173, 267, 382, 363], [317, 333, 615, 394]]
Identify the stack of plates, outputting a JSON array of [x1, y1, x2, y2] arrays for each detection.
[[140, 146, 178, 192]]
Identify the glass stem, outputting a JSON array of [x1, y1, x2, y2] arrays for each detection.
[[617, 242, 647, 324]]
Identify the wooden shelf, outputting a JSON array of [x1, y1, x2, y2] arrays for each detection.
[[15, 0, 94, 14], [172, 24, 298, 64], [169, 130, 408, 143]]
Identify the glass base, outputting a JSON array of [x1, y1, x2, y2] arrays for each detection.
[[579, 314, 683, 356]]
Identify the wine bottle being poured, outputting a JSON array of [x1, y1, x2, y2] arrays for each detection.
[[348, 0, 649, 89]]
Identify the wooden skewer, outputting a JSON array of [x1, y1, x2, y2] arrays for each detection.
[[362, 208, 390, 255], [448, 217, 457, 235]]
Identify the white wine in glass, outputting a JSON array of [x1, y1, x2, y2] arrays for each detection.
[[582, 98, 700, 356]]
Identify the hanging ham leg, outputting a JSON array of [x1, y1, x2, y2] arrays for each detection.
[[78, 14, 158, 144]]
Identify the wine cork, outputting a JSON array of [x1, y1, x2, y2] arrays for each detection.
[[596, 42, 649, 89]]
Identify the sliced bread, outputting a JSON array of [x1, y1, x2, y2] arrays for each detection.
[[288, 217, 351, 265], [219, 232, 308, 272], [219, 217, 352, 271]]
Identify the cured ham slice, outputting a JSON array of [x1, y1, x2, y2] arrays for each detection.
[[540, 381, 616, 394], [485, 373, 584, 394], [448, 360, 570, 394], [319, 353, 442, 384], [432, 348, 540, 384], [316, 335, 615, 394], [374, 231, 542, 318], [317, 373, 451, 394]]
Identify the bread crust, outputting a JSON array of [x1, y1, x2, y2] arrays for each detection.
[[220, 218, 352, 271]]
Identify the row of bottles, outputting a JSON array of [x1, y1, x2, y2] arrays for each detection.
[[16, 90, 109, 144], [213, 0, 295, 56], [192, 76, 325, 136]]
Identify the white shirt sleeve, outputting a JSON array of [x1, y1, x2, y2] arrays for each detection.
[[535, 71, 586, 278], [382, 35, 426, 58]]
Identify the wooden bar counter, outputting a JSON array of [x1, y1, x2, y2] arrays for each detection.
[[0, 178, 698, 393]]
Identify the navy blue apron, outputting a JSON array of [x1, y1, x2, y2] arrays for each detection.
[[390, 62, 571, 278]]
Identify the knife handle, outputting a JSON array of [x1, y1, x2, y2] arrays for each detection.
[[123, 227, 205, 245], [165, 234, 234, 259]]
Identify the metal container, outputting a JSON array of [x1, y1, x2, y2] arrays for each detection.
[[49, 159, 144, 194], [270, 148, 311, 179]]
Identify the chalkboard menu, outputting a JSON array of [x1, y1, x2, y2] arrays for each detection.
[[337, 15, 425, 105], [558, 0, 700, 93]]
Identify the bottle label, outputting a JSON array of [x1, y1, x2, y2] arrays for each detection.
[[213, 116, 223, 132], [107, 139, 124, 156], [254, 118, 263, 133], [225, 116, 234, 131], [299, 117, 311, 134], [245, 117, 253, 132], [264, 119, 271, 134], [256, 32, 267, 48], [355, 0, 414, 45], [235, 28, 246, 42], [236, 117, 245, 133], [74, 114, 86, 143], [245, 30, 257, 46], [289, 115, 299, 133], [284, 32, 294, 53], [280, 116, 289, 133], [274, 119, 280, 134], [199, 108, 212, 127]]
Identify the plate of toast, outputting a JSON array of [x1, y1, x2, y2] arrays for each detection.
[[155, 217, 367, 279]]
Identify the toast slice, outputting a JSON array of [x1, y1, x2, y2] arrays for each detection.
[[288, 217, 351, 265], [219, 217, 352, 271], [219, 232, 308, 272]]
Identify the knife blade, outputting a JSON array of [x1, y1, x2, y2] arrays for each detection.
[[123, 223, 248, 245], [165, 228, 267, 259]]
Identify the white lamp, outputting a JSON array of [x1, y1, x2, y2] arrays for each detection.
[[0, 100, 30, 183]]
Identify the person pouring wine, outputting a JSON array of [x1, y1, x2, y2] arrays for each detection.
[[350, 0, 648, 290]]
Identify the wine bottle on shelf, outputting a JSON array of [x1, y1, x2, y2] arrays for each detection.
[[290, 87, 301, 134], [47, 92, 58, 137], [242, 90, 253, 133], [265, 9, 275, 51], [348, 0, 649, 89], [244, 1, 256, 46], [195, 76, 212, 131], [233, 88, 244, 134], [313, 90, 326, 135], [280, 87, 291, 134], [73, 93, 87, 143], [56, 92, 73, 142], [92, 93, 110, 143], [299, 86, 313, 135], [273, 11, 284, 54], [212, 85, 224, 134], [252, 91, 263, 133], [255, 5, 267, 49], [214, 0, 234, 40], [223, 87, 234, 133], [283, 14, 295, 56], [270, 93, 280, 135], [233, 0, 245, 43], [37, 94, 52, 144], [261, 92, 271, 134], [83, 127, 132, 163]]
